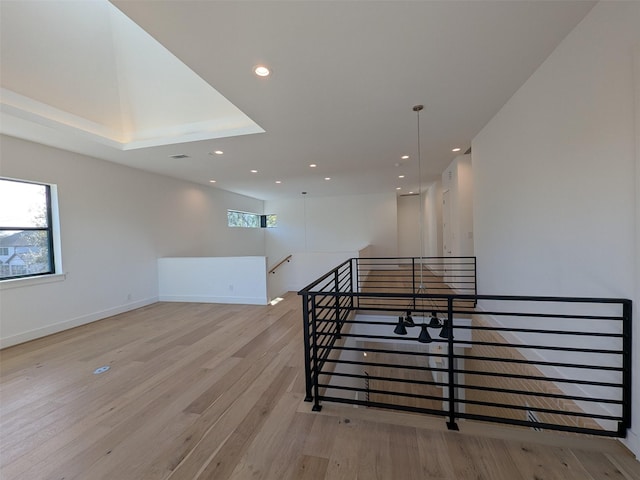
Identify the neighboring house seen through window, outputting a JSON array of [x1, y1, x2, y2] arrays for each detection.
[[0, 178, 57, 280]]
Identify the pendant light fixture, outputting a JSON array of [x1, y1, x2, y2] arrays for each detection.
[[394, 316, 408, 335], [403, 310, 415, 327], [392, 105, 456, 343], [439, 320, 453, 339], [413, 104, 430, 340], [393, 105, 429, 338], [418, 324, 432, 343]]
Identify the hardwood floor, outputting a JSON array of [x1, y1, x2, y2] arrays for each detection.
[[1, 293, 639, 479]]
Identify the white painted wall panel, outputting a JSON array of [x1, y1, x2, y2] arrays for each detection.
[[158, 257, 268, 305], [472, 2, 640, 457], [264, 193, 398, 297], [0, 136, 264, 347]]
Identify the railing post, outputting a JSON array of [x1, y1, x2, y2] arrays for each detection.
[[621, 300, 632, 432], [473, 257, 478, 307], [311, 295, 322, 411], [412, 257, 416, 311], [350, 258, 355, 311], [446, 296, 459, 431], [334, 269, 341, 339], [302, 294, 313, 402]]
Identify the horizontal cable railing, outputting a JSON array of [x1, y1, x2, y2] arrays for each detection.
[[298, 257, 632, 438], [355, 256, 477, 311]]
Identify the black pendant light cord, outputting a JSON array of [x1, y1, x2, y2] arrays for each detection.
[[413, 105, 425, 292]]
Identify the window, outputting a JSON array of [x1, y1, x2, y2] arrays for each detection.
[[0, 178, 56, 280], [228, 210, 260, 228], [264, 214, 277, 228], [10, 265, 27, 276], [227, 210, 277, 228]]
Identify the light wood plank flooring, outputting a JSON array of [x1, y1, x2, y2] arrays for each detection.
[[1, 293, 639, 479]]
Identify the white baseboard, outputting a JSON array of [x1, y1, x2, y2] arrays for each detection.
[[623, 429, 640, 460], [0, 296, 158, 349], [158, 294, 268, 305]]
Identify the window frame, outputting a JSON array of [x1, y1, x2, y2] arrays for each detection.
[[0, 177, 57, 281], [261, 214, 277, 228], [227, 210, 277, 229]]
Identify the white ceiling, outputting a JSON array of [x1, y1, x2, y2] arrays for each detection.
[[0, 0, 263, 150], [0, 1, 596, 201]]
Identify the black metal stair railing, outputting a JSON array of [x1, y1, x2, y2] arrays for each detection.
[[298, 257, 632, 438], [355, 256, 477, 310]]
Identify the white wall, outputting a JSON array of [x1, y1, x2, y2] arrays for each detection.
[[0, 135, 265, 347], [158, 256, 268, 305], [264, 192, 397, 298], [152, 183, 265, 258], [472, 2, 639, 457], [424, 181, 443, 257], [265, 192, 397, 266], [397, 194, 420, 257], [398, 186, 443, 259], [442, 154, 474, 258]]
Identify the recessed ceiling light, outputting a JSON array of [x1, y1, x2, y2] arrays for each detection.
[[398, 175, 405, 179], [275, 180, 282, 184], [396, 187, 401, 190], [209, 180, 216, 183], [324, 177, 331, 181], [401, 155, 409, 159], [409, 191, 414, 194], [214, 150, 223, 155], [250, 169, 258, 173], [254, 65, 270, 77], [452, 147, 461, 152], [309, 164, 317, 168]]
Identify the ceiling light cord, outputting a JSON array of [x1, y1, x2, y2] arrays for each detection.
[[413, 105, 425, 291], [302, 192, 308, 252]]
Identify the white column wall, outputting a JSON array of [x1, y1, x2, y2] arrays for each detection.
[[0, 136, 264, 347], [397, 194, 421, 257], [424, 181, 443, 257], [472, 2, 639, 457], [264, 192, 398, 297], [442, 155, 474, 258], [264, 192, 398, 265]]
